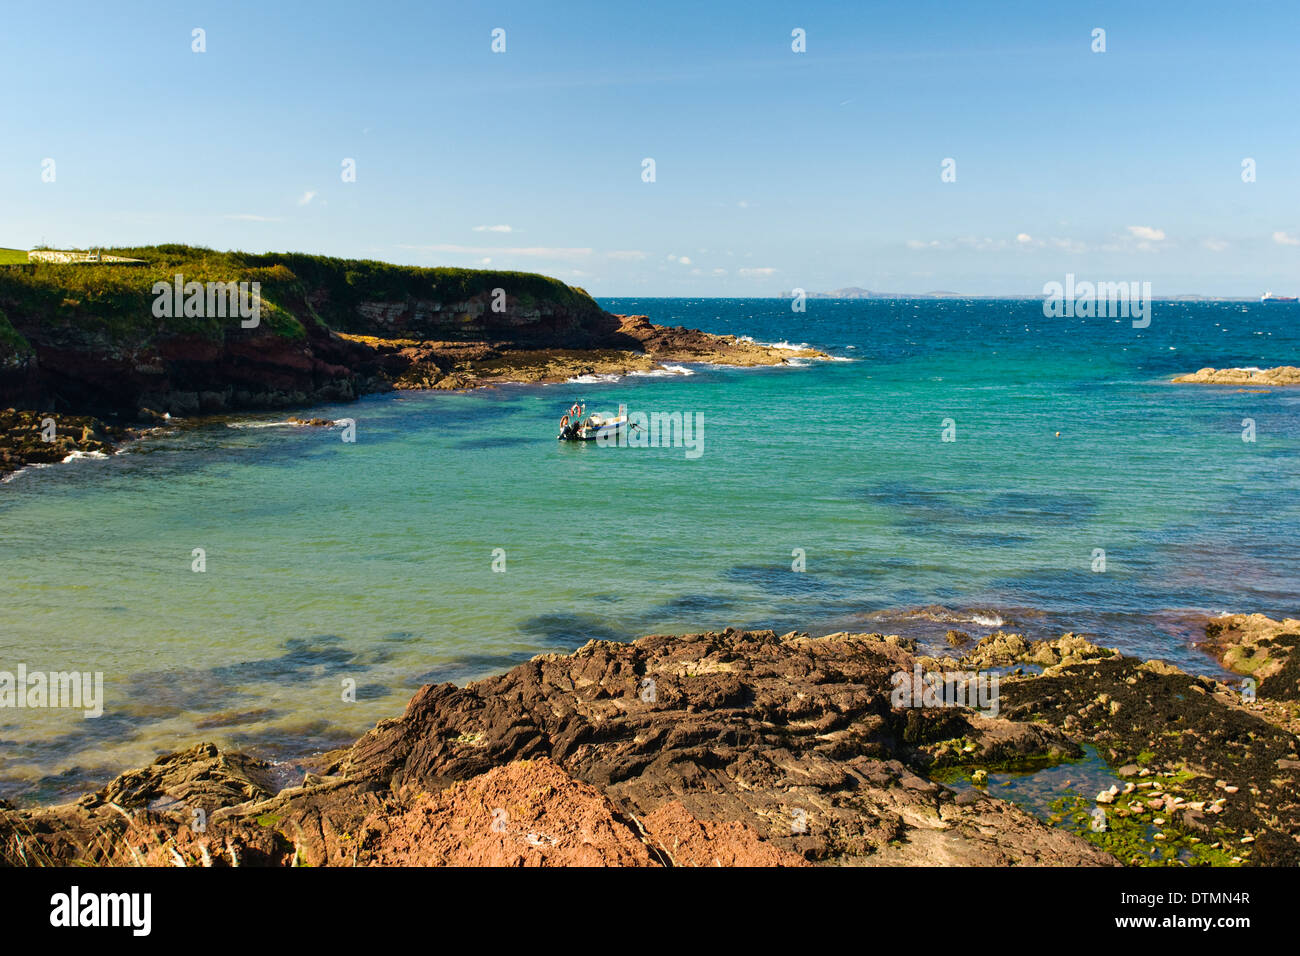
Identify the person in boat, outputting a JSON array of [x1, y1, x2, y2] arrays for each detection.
[[559, 403, 584, 439]]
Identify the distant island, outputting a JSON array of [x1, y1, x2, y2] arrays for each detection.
[[779, 287, 964, 299], [779, 287, 1259, 301]]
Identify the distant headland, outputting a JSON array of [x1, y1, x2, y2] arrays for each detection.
[[0, 245, 823, 478]]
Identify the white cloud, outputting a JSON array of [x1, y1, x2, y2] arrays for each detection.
[[473, 225, 513, 233], [956, 236, 1008, 250], [1127, 225, 1165, 241], [1202, 238, 1229, 252], [606, 250, 647, 260], [298, 190, 317, 206], [738, 267, 776, 277], [667, 254, 692, 265], [1050, 237, 1088, 253], [1272, 231, 1300, 246], [908, 234, 1095, 253], [906, 237, 1005, 250], [399, 244, 593, 259], [909, 234, 1090, 253], [477, 257, 492, 265]]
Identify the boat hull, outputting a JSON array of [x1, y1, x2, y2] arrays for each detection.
[[558, 421, 628, 442]]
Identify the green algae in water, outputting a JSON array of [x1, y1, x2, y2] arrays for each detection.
[[939, 745, 1240, 866], [937, 744, 1123, 817], [1048, 794, 1239, 867]]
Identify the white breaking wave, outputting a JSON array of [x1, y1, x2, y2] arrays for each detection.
[[738, 335, 812, 351], [4, 450, 111, 482], [1, 462, 52, 483], [627, 364, 696, 378], [566, 373, 622, 384], [226, 421, 295, 429], [881, 606, 1011, 628], [61, 450, 109, 463]]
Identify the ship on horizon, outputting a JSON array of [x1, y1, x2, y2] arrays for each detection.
[[1260, 291, 1298, 303]]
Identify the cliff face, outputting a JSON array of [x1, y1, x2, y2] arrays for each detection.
[[241, 251, 616, 346], [0, 246, 617, 418], [0, 319, 373, 418]]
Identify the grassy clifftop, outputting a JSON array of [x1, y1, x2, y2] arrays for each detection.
[[0, 251, 306, 342], [233, 250, 600, 333], [0, 244, 604, 348], [0, 244, 617, 420]]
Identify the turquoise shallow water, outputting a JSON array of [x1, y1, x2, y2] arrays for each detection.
[[1, 297, 1298, 803]]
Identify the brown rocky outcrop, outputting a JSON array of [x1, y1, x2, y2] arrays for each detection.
[[336, 315, 825, 392], [1172, 366, 1300, 386], [1196, 613, 1300, 738], [0, 629, 1117, 867], [6, 625, 1297, 867], [1200, 613, 1300, 696], [0, 408, 126, 478]]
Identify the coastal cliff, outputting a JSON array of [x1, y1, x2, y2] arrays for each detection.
[[3, 616, 1296, 867], [0, 246, 820, 476]]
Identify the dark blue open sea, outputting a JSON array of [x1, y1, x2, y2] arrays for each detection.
[[2, 297, 1297, 802]]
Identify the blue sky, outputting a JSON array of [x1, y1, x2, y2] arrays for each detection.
[[3, 0, 1299, 295]]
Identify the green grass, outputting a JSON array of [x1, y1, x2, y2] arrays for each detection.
[[0, 248, 30, 265], [0, 306, 32, 354], [0, 244, 603, 349]]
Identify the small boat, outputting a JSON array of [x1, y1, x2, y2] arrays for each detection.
[[1261, 292, 1298, 303], [557, 403, 629, 442]]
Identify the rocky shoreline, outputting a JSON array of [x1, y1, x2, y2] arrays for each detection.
[[0, 247, 825, 480], [0, 408, 130, 479], [3, 613, 1295, 867], [0, 314, 822, 480], [333, 313, 823, 392], [1172, 365, 1300, 386]]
